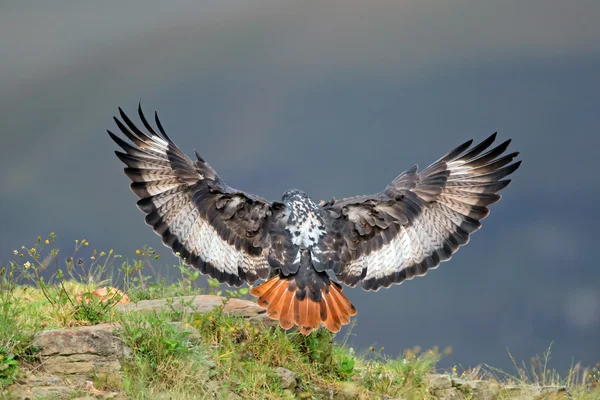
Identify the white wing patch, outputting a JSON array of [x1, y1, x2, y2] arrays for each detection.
[[162, 194, 267, 277], [358, 210, 452, 285]]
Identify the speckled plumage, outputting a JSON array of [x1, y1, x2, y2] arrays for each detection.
[[108, 105, 521, 334]]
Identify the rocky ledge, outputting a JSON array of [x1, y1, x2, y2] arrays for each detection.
[[6, 295, 569, 400], [7, 295, 273, 399]]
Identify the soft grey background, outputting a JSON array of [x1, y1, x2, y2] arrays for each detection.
[[1, 1, 599, 371]]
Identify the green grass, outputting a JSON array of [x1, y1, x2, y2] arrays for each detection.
[[1, 233, 599, 399]]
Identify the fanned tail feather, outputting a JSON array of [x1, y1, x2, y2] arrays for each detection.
[[250, 275, 356, 335]]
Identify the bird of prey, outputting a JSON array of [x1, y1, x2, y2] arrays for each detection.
[[108, 105, 521, 335]]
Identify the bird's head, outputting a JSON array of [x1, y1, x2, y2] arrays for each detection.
[[281, 188, 308, 203]]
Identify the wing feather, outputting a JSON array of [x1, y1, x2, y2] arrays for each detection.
[[108, 105, 277, 286], [317, 133, 520, 291]]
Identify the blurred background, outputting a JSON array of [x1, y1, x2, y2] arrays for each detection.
[[1, 1, 599, 371]]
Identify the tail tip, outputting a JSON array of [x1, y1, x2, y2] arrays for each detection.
[[251, 276, 357, 335]]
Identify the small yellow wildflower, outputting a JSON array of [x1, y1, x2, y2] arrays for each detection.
[[84, 241, 89, 246], [135, 249, 141, 255], [13, 250, 18, 255], [24, 261, 31, 269], [229, 327, 235, 332], [109, 249, 114, 255], [45, 239, 49, 245], [19, 253, 23, 258]]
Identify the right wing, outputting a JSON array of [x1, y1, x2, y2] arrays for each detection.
[[108, 105, 293, 286], [315, 133, 521, 291]]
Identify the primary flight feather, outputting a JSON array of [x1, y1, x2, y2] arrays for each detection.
[[108, 105, 521, 335]]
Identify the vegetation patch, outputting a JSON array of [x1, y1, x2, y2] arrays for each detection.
[[1, 234, 598, 399]]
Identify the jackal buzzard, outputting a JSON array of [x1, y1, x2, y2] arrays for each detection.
[[108, 105, 521, 335]]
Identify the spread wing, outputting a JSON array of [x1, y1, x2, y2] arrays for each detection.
[[108, 105, 292, 286], [315, 133, 521, 291]]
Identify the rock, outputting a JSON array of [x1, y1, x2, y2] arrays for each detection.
[[115, 295, 277, 326], [541, 385, 568, 396], [32, 323, 126, 383], [274, 367, 298, 390], [431, 388, 463, 399], [501, 385, 542, 399], [14, 385, 77, 399], [428, 374, 453, 390], [313, 387, 334, 399], [8, 372, 77, 399], [451, 377, 467, 387], [462, 380, 501, 400]]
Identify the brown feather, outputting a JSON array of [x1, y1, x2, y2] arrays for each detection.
[[306, 295, 320, 332], [321, 293, 342, 332], [251, 276, 356, 335], [256, 278, 285, 308], [266, 282, 289, 319], [324, 286, 346, 323], [330, 284, 357, 322], [297, 295, 309, 331], [249, 277, 280, 298], [278, 288, 296, 330]]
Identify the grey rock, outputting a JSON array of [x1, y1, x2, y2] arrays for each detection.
[[501, 385, 542, 399], [9, 384, 77, 399], [116, 295, 275, 324], [274, 367, 298, 390], [463, 380, 501, 400], [431, 387, 463, 399], [32, 323, 126, 382], [541, 385, 568, 395], [428, 374, 453, 390], [451, 377, 467, 387], [313, 387, 334, 399]]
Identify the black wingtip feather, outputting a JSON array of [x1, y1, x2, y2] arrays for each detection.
[[119, 107, 154, 141], [108, 130, 134, 153], [138, 103, 159, 137], [440, 138, 474, 162], [154, 111, 173, 142], [461, 139, 512, 168], [455, 132, 498, 162]]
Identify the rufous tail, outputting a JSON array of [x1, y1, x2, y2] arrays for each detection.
[[250, 276, 356, 335]]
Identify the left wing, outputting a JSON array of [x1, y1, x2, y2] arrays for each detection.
[[314, 133, 521, 291], [108, 105, 290, 286]]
